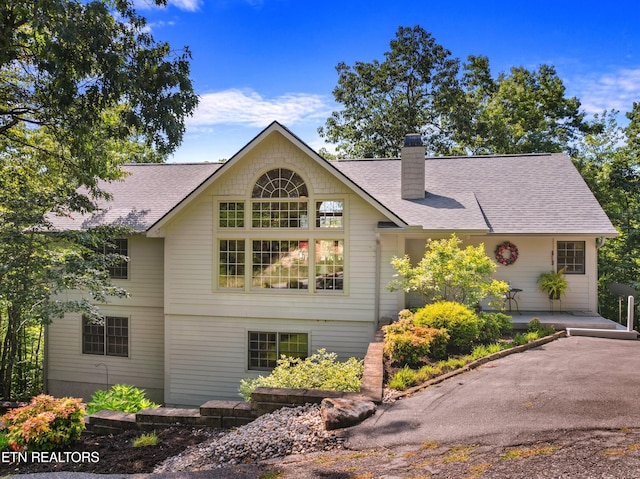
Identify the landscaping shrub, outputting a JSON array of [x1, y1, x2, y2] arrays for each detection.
[[132, 431, 158, 447], [527, 317, 556, 336], [527, 317, 543, 332], [1, 395, 85, 452], [478, 312, 513, 343], [86, 384, 160, 415], [0, 432, 9, 452], [383, 318, 450, 364], [414, 301, 481, 353], [388, 366, 419, 390], [239, 349, 363, 401]]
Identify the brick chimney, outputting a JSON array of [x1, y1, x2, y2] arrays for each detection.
[[401, 134, 425, 200]]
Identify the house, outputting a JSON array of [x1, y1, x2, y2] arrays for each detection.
[[45, 122, 618, 406]]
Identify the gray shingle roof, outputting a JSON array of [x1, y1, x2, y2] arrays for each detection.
[[48, 151, 616, 237], [48, 163, 221, 232], [332, 153, 617, 235]]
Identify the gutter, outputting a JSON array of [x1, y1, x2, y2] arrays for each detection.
[[374, 233, 381, 330]]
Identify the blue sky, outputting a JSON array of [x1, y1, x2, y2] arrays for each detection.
[[136, 0, 640, 163]]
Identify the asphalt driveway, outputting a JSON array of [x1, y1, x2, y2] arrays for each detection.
[[346, 335, 640, 449]]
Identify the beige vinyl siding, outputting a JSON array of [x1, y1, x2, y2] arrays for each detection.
[[478, 236, 599, 312], [164, 315, 374, 405], [46, 236, 165, 403], [47, 307, 164, 403], [160, 135, 390, 405], [162, 135, 390, 323], [398, 235, 599, 313]]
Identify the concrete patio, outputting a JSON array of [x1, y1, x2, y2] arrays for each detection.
[[509, 311, 625, 331]]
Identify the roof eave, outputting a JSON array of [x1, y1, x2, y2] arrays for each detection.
[[147, 121, 407, 237]]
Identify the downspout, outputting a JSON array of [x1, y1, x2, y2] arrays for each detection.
[[375, 233, 381, 330], [596, 236, 607, 249]]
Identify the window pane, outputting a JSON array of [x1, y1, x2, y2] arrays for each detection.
[[315, 240, 344, 290], [316, 201, 344, 228], [279, 333, 308, 359], [107, 239, 128, 279], [106, 316, 128, 357], [557, 241, 585, 274], [252, 169, 308, 198], [219, 240, 245, 288], [219, 202, 245, 228], [252, 240, 309, 289], [251, 201, 308, 228], [248, 332, 277, 369], [248, 332, 308, 370], [82, 316, 104, 355]]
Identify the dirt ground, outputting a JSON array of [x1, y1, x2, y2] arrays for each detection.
[[3, 425, 640, 478], [0, 426, 214, 475]]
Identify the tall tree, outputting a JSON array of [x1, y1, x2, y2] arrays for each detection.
[[456, 57, 593, 155], [574, 106, 640, 322], [0, 0, 198, 399], [319, 26, 462, 158], [320, 27, 593, 157]]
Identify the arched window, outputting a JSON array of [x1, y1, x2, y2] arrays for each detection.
[[251, 169, 308, 228], [252, 168, 308, 198]]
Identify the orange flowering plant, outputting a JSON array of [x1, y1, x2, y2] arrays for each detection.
[[1, 395, 85, 452]]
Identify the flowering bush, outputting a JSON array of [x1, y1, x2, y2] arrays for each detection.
[[383, 317, 450, 364], [1, 395, 85, 452]]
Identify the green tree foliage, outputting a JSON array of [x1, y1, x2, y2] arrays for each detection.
[[318, 26, 461, 158], [455, 56, 594, 155], [573, 106, 640, 321], [387, 234, 509, 309], [0, 0, 197, 399], [321, 27, 592, 157]]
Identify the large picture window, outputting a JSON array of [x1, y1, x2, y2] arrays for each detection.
[[82, 316, 129, 357], [216, 168, 345, 293], [248, 331, 308, 370], [252, 240, 309, 289], [557, 241, 585, 274]]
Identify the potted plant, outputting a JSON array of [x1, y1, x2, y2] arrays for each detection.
[[537, 267, 568, 300]]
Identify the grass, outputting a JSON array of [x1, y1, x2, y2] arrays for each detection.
[[260, 472, 285, 479], [501, 445, 559, 460], [443, 445, 476, 463], [132, 431, 158, 448]]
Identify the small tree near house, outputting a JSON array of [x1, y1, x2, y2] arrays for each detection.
[[387, 234, 509, 310]]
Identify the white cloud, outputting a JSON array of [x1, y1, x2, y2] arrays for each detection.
[[570, 68, 640, 114], [168, 0, 202, 11], [187, 89, 332, 128], [134, 0, 202, 11]]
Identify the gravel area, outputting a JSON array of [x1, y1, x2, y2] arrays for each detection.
[[154, 403, 345, 472]]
